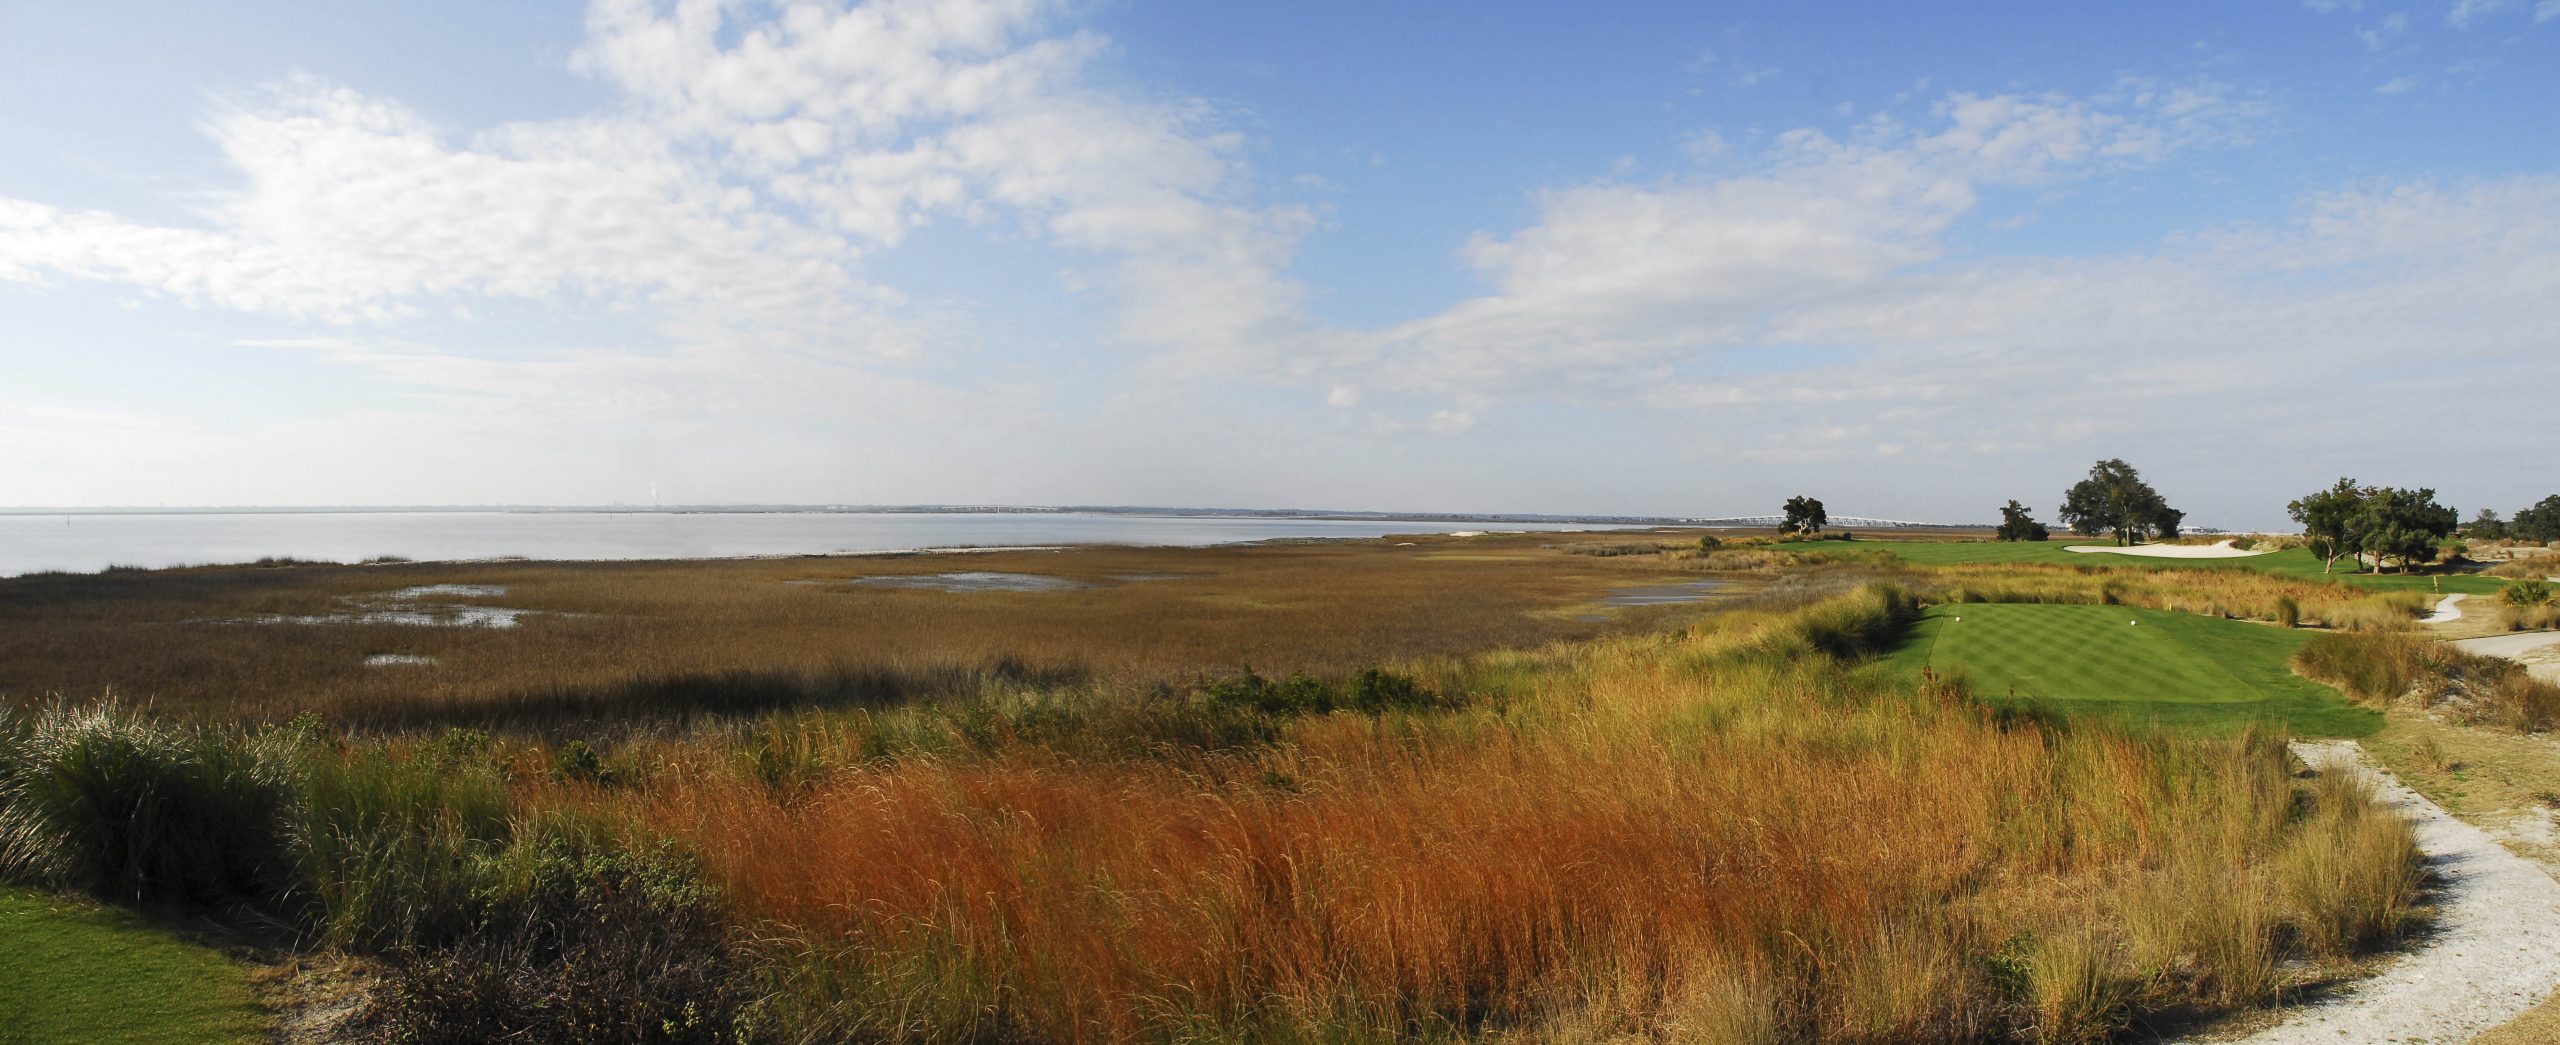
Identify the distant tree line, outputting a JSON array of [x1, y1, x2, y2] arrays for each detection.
[[2464, 495, 2560, 543], [1783, 464, 2546, 569]]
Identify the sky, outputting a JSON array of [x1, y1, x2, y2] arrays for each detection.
[[2, 1, 2555, 528]]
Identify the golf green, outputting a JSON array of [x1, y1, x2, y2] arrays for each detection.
[[1884, 603, 2379, 736]]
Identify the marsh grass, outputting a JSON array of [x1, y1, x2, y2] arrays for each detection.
[[2276, 768, 2422, 959], [0, 703, 295, 903], [2294, 631, 2560, 731], [0, 534, 1758, 729], [532, 587, 2410, 1042], [0, 546, 2435, 1042]]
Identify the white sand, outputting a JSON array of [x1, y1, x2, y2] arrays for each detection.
[[2064, 539, 2271, 559], [2203, 741, 2560, 1044]]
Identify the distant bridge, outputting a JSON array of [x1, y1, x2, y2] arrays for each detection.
[[1682, 515, 1984, 530]]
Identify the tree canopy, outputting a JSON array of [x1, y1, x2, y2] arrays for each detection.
[[2288, 478, 2367, 574], [1995, 500, 2050, 542], [2058, 460, 2182, 546], [1782, 496, 1827, 537], [2288, 478, 2458, 573], [2354, 486, 2458, 573], [2515, 495, 2560, 543]]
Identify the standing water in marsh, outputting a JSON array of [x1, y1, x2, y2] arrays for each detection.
[[0, 511, 1647, 577]]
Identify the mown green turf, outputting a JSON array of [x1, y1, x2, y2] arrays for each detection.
[[1835, 541, 2508, 594], [1885, 603, 2380, 736], [0, 888, 266, 1044]]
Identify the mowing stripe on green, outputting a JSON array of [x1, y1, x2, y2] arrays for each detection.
[[1885, 603, 2379, 737]]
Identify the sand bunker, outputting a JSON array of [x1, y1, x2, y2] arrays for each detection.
[[2064, 539, 2270, 559]]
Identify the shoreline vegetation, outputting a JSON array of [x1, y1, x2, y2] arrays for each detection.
[[0, 529, 2544, 1041]]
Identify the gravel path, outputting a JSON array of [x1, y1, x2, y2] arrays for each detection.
[[2206, 741, 2560, 1044], [2425, 593, 2470, 624]]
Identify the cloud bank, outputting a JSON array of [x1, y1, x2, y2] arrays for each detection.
[[3, 0, 2556, 524]]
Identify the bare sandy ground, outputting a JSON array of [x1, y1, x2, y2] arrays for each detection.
[[2202, 741, 2560, 1044], [2453, 631, 2560, 685], [2064, 539, 2271, 559]]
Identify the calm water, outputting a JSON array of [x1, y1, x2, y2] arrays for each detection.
[[0, 511, 1642, 578]]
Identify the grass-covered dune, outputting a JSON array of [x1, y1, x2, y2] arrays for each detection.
[[1886, 603, 2380, 736]]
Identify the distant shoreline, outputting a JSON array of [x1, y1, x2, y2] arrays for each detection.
[[0, 504, 1986, 528], [0, 504, 1716, 527]]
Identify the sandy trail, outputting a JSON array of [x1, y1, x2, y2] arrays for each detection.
[[2204, 741, 2560, 1044], [2424, 593, 2469, 624], [2452, 631, 2560, 685], [2064, 539, 2270, 559]]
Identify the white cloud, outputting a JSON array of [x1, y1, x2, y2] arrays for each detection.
[[2448, 0, 2516, 27], [0, 0, 1312, 420], [573, 0, 1311, 363], [2360, 12, 2412, 49], [1298, 81, 2269, 403], [2376, 76, 2421, 93], [4, 1, 2557, 521]]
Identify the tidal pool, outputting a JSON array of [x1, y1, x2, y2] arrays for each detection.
[[239, 584, 538, 628], [1598, 579, 1729, 608], [847, 572, 1099, 593]]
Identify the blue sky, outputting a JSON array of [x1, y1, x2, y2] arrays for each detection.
[[2, 1, 2555, 527]]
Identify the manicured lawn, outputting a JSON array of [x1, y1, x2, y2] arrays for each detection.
[[1884, 603, 2381, 736], [1841, 541, 2508, 594], [0, 888, 266, 1044]]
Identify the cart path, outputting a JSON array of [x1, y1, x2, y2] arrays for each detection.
[[2204, 741, 2560, 1044]]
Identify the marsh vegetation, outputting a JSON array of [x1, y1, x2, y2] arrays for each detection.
[[0, 530, 2478, 1042]]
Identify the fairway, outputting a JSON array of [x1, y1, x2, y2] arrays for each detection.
[[1843, 541, 2508, 595], [1886, 603, 2379, 736]]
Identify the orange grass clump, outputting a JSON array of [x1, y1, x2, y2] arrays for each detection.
[[550, 601, 2330, 1042]]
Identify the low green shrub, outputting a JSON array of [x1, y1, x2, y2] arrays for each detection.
[[1754, 583, 1920, 660], [2503, 579, 2553, 607], [290, 749, 510, 950], [1197, 667, 1445, 717], [370, 830, 752, 1043], [551, 739, 615, 785]]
